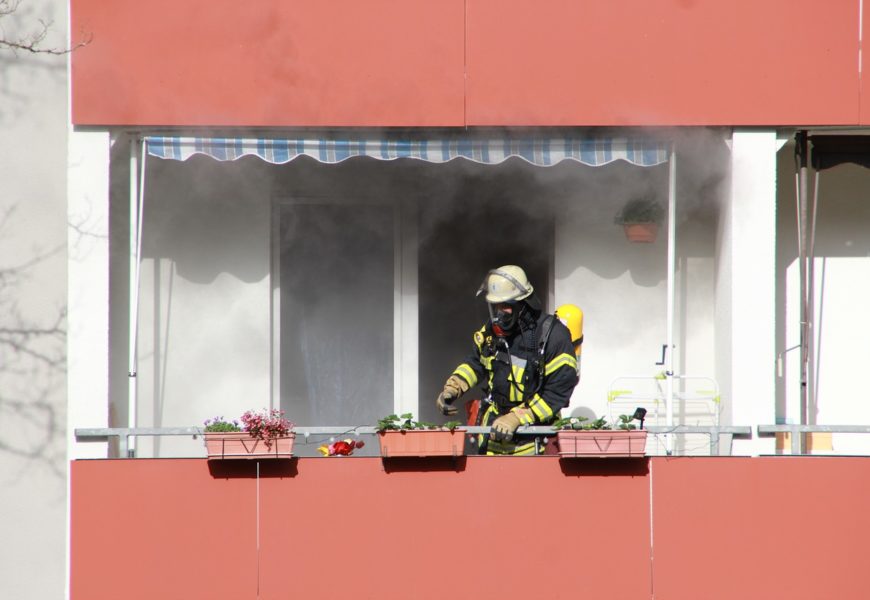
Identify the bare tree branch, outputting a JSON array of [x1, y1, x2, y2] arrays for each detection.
[[0, 0, 91, 56], [0, 205, 67, 477]]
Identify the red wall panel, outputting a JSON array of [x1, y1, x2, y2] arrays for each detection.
[[71, 457, 652, 600], [652, 457, 870, 600], [71, 0, 465, 127], [862, 10, 870, 124], [466, 0, 859, 126], [70, 457, 870, 599], [70, 459, 258, 599], [258, 457, 651, 600], [72, 0, 861, 127]]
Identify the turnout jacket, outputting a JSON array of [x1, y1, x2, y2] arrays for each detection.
[[452, 311, 578, 425]]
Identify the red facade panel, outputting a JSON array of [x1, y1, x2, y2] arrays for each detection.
[[258, 458, 651, 599], [862, 12, 870, 124], [466, 0, 859, 126], [70, 0, 466, 127], [652, 457, 870, 600], [71, 458, 652, 599], [70, 459, 258, 599], [72, 0, 860, 127], [70, 457, 870, 599]]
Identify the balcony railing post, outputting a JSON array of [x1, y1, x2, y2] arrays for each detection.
[[709, 428, 719, 455], [791, 425, 801, 455]]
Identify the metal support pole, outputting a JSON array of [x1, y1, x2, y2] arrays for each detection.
[[665, 145, 677, 454], [796, 132, 809, 454], [808, 169, 820, 428], [127, 138, 148, 457], [128, 138, 139, 457]]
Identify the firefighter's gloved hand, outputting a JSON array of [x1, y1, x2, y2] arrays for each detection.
[[490, 412, 522, 443], [436, 375, 469, 416], [436, 392, 458, 416]]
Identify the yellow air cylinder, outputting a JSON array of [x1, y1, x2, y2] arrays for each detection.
[[555, 304, 584, 355], [556, 304, 584, 380]]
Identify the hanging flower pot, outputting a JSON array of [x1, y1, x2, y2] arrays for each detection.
[[622, 222, 658, 243], [615, 196, 664, 243]]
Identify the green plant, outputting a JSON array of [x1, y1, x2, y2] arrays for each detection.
[[551, 414, 642, 431], [616, 414, 638, 430], [203, 416, 241, 432], [376, 413, 462, 432], [614, 196, 665, 225], [551, 415, 610, 431]]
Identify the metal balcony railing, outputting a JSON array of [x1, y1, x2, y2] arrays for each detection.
[[75, 425, 753, 457], [756, 424, 870, 455]]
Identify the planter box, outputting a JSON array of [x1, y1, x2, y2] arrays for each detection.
[[556, 430, 647, 458], [378, 429, 465, 458], [204, 432, 295, 459]]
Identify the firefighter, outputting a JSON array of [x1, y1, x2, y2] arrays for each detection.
[[436, 265, 579, 455]]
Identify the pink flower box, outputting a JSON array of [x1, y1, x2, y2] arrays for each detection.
[[556, 430, 647, 458], [204, 432, 295, 460], [378, 429, 465, 458]]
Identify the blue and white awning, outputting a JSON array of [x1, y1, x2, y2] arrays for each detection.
[[145, 136, 668, 167]]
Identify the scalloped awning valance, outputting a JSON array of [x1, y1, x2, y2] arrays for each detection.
[[144, 135, 669, 168]]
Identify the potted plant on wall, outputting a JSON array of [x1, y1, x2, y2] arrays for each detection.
[[202, 408, 295, 459], [376, 413, 464, 458], [614, 196, 665, 243], [552, 411, 647, 457]]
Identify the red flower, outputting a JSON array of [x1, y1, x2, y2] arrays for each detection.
[[333, 441, 352, 455]]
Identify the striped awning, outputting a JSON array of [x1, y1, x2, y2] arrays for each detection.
[[145, 136, 668, 167]]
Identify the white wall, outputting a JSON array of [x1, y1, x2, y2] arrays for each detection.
[[726, 131, 778, 455], [0, 1, 69, 597]]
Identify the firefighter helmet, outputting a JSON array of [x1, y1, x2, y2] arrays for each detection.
[[478, 265, 534, 304]]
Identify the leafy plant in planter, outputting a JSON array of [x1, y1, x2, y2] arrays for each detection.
[[550, 415, 609, 431], [203, 416, 241, 432], [376, 413, 464, 457], [614, 196, 665, 243], [376, 413, 462, 432], [202, 408, 295, 460], [551, 414, 647, 457]]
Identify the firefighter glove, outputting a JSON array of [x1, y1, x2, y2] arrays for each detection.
[[490, 412, 522, 443], [436, 375, 469, 416]]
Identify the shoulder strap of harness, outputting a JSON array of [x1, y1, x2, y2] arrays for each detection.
[[521, 315, 557, 403], [537, 315, 556, 362]]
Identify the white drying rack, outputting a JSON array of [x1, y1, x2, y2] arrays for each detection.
[[607, 373, 722, 428]]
